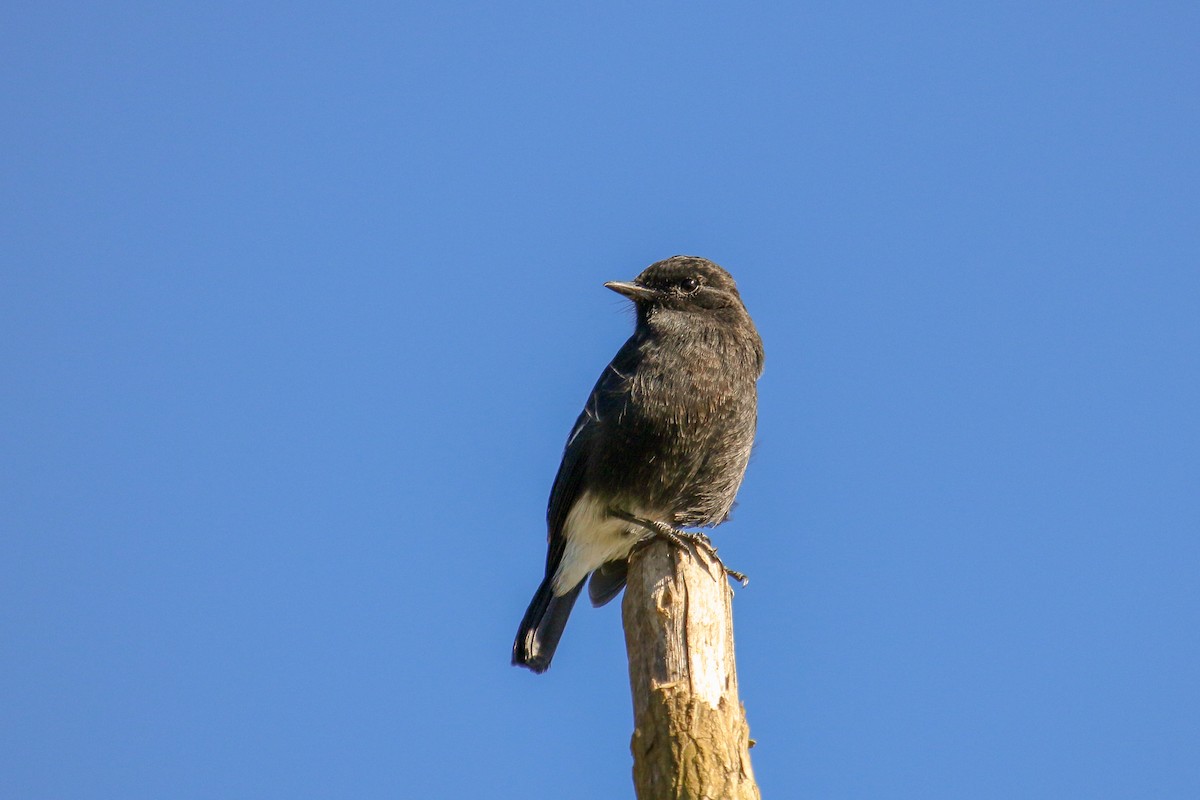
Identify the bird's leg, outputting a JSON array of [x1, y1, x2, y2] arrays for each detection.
[[612, 510, 749, 586], [651, 521, 749, 586]]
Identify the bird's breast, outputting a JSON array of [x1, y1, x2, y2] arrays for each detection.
[[588, 331, 759, 525]]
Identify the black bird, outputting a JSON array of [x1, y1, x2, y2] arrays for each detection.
[[513, 255, 764, 673]]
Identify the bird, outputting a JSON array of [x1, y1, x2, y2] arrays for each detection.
[[512, 255, 764, 673]]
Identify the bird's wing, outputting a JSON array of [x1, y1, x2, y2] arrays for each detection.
[[543, 336, 640, 577]]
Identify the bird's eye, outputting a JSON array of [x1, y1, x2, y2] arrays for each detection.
[[679, 277, 700, 294]]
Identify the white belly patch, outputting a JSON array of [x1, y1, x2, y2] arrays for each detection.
[[552, 491, 645, 595]]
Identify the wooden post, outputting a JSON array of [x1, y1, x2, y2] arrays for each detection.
[[622, 539, 761, 799]]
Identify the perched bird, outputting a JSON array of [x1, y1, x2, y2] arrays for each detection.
[[512, 255, 764, 673]]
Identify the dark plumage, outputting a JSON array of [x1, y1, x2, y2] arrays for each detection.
[[512, 256, 764, 673]]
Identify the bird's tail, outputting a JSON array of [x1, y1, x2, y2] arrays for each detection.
[[512, 576, 584, 673]]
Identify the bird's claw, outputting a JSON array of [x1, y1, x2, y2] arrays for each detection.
[[614, 510, 749, 586]]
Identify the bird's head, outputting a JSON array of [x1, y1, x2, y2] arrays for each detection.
[[605, 255, 746, 315]]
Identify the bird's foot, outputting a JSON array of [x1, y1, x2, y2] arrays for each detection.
[[614, 511, 749, 586]]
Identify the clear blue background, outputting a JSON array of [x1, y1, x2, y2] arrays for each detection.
[[3, 3, 1197, 798]]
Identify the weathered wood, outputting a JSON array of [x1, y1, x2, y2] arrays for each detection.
[[622, 539, 760, 800]]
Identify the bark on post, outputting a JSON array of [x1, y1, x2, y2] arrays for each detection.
[[622, 539, 760, 800]]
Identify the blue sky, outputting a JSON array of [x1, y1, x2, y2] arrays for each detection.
[[3, 3, 1198, 798]]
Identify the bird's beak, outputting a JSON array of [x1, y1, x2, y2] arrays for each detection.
[[604, 281, 657, 302]]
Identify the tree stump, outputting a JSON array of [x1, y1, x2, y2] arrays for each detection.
[[622, 539, 760, 799]]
